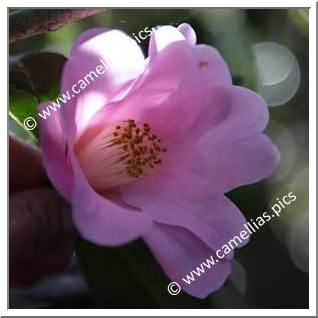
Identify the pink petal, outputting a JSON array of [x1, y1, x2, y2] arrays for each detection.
[[132, 37, 231, 106], [205, 85, 270, 139], [68, 149, 152, 246], [177, 23, 197, 46], [148, 25, 185, 58], [144, 85, 267, 146], [120, 169, 248, 253], [149, 24, 230, 87], [38, 103, 72, 200], [130, 195, 227, 254], [60, 29, 145, 140], [182, 194, 250, 248], [130, 41, 194, 102], [70, 28, 109, 54], [178, 44, 232, 90], [143, 224, 231, 298], [194, 133, 280, 193], [131, 83, 232, 144]]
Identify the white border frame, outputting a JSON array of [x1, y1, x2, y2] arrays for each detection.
[[2, 0, 316, 316]]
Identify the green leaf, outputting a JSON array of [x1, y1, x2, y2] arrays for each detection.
[[9, 112, 37, 144], [75, 238, 211, 308], [9, 89, 40, 139], [9, 52, 66, 141]]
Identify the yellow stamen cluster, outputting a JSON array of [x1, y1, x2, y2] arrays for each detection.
[[105, 120, 166, 178]]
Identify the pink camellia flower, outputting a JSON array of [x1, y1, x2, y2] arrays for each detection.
[[39, 24, 279, 298]]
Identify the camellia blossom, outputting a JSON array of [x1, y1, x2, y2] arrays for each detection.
[[39, 23, 279, 298]]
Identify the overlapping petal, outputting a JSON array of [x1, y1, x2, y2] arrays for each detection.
[[143, 224, 231, 299], [69, 150, 152, 246], [193, 133, 280, 193], [60, 28, 145, 140], [38, 103, 72, 200]]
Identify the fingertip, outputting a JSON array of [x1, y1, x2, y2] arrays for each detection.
[[9, 135, 47, 193]]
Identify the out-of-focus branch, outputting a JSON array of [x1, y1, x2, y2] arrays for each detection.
[[9, 9, 107, 43]]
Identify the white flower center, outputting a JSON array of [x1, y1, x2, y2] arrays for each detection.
[[77, 119, 166, 191]]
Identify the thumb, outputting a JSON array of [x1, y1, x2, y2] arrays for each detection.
[[9, 188, 76, 286]]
